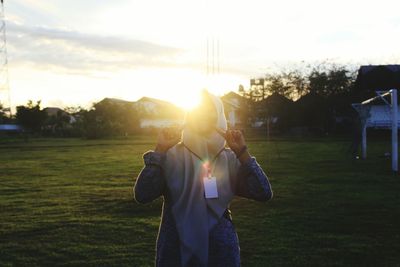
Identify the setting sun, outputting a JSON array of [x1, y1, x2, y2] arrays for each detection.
[[105, 67, 245, 111], [160, 73, 240, 110], [173, 92, 202, 110]]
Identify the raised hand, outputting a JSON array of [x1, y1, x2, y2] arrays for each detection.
[[225, 130, 246, 153], [225, 129, 251, 164], [155, 126, 182, 153]]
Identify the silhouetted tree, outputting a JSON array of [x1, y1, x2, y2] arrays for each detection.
[[43, 109, 71, 137], [16, 100, 47, 134], [82, 100, 140, 139], [0, 103, 6, 123], [308, 66, 354, 97], [236, 62, 357, 134]]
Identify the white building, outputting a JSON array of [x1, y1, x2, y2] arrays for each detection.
[[99, 97, 184, 128], [221, 91, 245, 127]]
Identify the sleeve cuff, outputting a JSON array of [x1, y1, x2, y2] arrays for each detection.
[[143, 150, 166, 167], [242, 156, 256, 168]]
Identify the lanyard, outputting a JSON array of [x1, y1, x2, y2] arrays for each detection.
[[182, 142, 224, 178]]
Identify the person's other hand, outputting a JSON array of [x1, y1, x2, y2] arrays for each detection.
[[225, 129, 251, 164], [225, 130, 246, 154], [155, 126, 181, 153]]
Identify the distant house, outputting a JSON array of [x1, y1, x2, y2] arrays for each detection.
[[135, 97, 181, 115], [293, 93, 329, 133], [135, 97, 184, 128], [222, 91, 295, 130], [263, 93, 292, 113], [259, 93, 293, 131], [43, 107, 76, 123], [354, 65, 400, 102], [221, 91, 246, 127], [98, 97, 184, 128], [140, 118, 182, 128]]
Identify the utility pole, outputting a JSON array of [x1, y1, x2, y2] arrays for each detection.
[[0, 0, 11, 118]]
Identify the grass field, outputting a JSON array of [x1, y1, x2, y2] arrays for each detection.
[[0, 136, 399, 266]]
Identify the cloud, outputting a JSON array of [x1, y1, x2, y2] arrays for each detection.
[[6, 21, 183, 73]]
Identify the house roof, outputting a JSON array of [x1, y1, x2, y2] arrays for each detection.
[[263, 93, 292, 105], [295, 92, 326, 105], [352, 65, 400, 102], [358, 65, 400, 75], [98, 96, 183, 110], [43, 107, 70, 116], [221, 91, 244, 100], [221, 91, 246, 109], [355, 65, 400, 96], [101, 98, 135, 105], [136, 96, 177, 107]]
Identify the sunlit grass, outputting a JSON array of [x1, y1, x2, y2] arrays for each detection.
[[0, 136, 399, 266]]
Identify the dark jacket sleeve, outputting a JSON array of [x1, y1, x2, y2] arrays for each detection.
[[234, 156, 273, 202], [133, 150, 166, 204]]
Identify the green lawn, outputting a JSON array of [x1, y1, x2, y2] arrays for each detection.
[[0, 136, 399, 266]]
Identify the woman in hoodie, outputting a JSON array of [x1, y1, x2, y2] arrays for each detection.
[[133, 90, 273, 267]]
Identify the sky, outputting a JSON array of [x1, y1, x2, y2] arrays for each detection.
[[2, 0, 400, 111]]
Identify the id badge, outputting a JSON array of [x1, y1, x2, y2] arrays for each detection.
[[203, 176, 218, 198]]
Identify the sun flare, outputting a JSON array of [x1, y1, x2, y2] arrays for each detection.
[[144, 70, 242, 111], [172, 90, 202, 111]]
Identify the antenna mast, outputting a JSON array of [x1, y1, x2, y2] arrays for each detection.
[[0, 0, 11, 117], [205, 0, 221, 89]]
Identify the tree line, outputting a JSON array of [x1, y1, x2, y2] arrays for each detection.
[[235, 63, 359, 135], [0, 63, 362, 138], [0, 100, 141, 139]]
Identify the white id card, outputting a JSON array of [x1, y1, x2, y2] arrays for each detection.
[[203, 176, 218, 198]]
